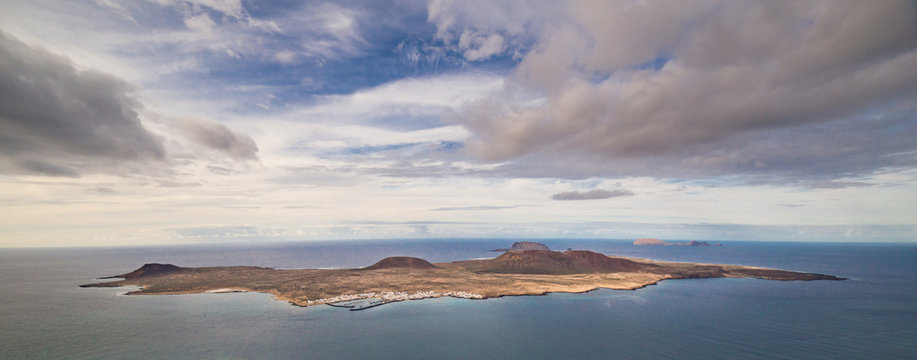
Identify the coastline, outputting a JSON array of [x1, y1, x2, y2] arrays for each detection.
[[113, 274, 665, 305], [119, 279, 667, 310], [91, 270, 699, 310]]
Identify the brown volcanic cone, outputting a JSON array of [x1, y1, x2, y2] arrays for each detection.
[[478, 250, 653, 275], [111, 263, 183, 279], [364, 256, 437, 270]]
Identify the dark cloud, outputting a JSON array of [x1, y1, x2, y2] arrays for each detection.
[[488, 111, 917, 185], [206, 165, 241, 175], [0, 31, 259, 176], [17, 159, 80, 177], [778, 204, 805, 208], [173, 117, 259, 160], [0, 31, 165, 176], [551, 189, 633, 201], [450, 1, 917, 182], [87, 186, 115, 194]]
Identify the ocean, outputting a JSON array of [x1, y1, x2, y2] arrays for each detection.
[[1, 239, 915, 359]]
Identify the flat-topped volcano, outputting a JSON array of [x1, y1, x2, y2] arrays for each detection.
[[82, 244, 843, 310], [491, 241, 551, 252], [472, 250, 650, 274], [364, 256, 436, 270]]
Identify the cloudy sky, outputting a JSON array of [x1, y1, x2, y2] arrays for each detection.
[[1, 0, 915, 247]]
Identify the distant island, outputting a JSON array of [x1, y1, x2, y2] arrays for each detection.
[[491, 241, 551, 252], [82, 242, 841, 310], [634, 238, 722, 246]]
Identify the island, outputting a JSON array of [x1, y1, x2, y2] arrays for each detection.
[[634, 238, 722, 246], [81, 243, 842, 310]]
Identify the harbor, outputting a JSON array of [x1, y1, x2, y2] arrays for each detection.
[[322, 291, 484, 311]]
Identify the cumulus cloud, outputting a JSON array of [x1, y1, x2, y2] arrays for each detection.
[[551, 189, 633, 201], [449, 1, 917, 181], [428, 0, 556, 60], [0, 31, 165, 176]]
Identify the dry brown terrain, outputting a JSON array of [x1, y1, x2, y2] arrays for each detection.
[[82, 249, 842, 308]]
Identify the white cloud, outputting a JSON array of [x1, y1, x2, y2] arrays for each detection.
[[274, 49, 296, 64], [460, 32, 504, 61], [294, 4, 368, 59], [184, 13, 216, 35], [279, 73, 504, 127], [191, 0, 244, 18], [152, 0, 245, 20]]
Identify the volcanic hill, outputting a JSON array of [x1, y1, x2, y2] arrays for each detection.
[[364, 256, 437, 270], [466, 250, 651, 275], [105, 263, 182, 279]]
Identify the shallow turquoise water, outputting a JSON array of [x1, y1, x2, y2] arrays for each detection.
[[1, 239, 915, 359]]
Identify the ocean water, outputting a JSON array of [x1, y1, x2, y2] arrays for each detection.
[[1, 239, 915, 359]]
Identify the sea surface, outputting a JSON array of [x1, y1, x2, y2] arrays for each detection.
[[1, 239, 915, 359]]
